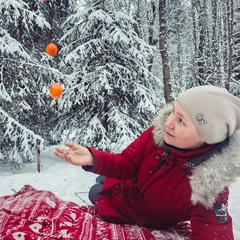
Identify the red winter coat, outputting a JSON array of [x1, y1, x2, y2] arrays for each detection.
[[86, 105, 239, 240]]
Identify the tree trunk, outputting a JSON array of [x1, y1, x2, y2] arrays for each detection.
[[225, 0, 234, 91], [197, 0, 206, 85], [148, 1, 157, 72], [159, 0, 172, 103], [133, 0, 141, 38], [211, 0, 218, 83]]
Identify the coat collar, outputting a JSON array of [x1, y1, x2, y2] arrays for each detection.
[[162, 141, 217, 166], [152, 104, 240, 208]]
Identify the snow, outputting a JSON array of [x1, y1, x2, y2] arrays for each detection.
[[0, 145, 240, 239], [0, 145, 96, 205]]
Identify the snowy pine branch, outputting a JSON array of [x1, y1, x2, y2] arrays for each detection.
[[0, 108, 44, 167]]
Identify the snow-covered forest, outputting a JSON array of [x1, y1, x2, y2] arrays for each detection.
[[0, 0, 240, 167]]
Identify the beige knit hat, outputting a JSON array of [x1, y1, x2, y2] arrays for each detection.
[[177, 85, 240, 144]]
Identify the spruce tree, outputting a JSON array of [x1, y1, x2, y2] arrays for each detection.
[[0, 0, 63, 167], [55, 1, 160, 152]]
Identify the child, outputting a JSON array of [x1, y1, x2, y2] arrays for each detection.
[[54, 85, 240, 239]]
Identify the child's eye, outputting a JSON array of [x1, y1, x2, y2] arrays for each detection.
[[178, 118, 185, 125]]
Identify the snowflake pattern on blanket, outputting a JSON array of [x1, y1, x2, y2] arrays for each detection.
[[0, 185, 191, 239]]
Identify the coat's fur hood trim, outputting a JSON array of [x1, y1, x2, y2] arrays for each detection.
[[153, 104, 240, 208]]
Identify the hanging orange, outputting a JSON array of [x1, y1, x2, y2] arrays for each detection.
[[46, 43, 58, 57], [49, 83, 63, 99], [39, 0, 48, 3]]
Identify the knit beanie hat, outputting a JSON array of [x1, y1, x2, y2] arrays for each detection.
[[177, 85, 240, 144]]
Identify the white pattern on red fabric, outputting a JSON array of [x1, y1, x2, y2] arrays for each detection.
[[0, 185, 190, 240]]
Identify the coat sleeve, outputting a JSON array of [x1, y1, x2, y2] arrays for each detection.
[[190, 189, 234, 240], [85, 127, 154, 180]]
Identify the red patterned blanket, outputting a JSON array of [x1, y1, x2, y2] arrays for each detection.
[[0, 185, 191, 239]]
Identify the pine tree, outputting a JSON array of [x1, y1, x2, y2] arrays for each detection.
[[0, 0, 64, 167], [55, 1, 160, 152]]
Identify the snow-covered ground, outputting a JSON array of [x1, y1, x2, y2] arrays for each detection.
[[0, 145, 240, 239]]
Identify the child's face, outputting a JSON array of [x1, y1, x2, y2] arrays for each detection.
[[164, 101, 204, 149]]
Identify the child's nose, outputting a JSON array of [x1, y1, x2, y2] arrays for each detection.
[[165, 114, 174, 129]]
